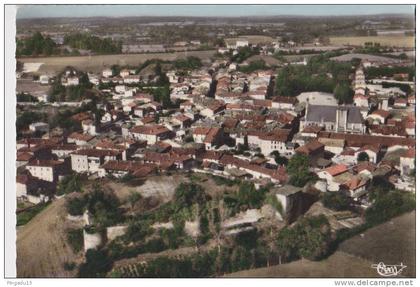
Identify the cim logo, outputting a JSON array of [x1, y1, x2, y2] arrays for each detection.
[[371, 262, 407, 277]]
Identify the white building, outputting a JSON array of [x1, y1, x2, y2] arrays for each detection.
[[29, 122, 49, 133], [26, 160, 64, 182]]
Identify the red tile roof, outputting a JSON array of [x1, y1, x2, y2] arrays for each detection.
[[318, 132, 415, 148], [402, 148, 415, 159], [72, 149, 121, 157], [295, 140, 324, 155], [27, 159, 64, 167], [323, 164, 348, 177], [68, 132, 95, 142], [130, 124, 170, 135]]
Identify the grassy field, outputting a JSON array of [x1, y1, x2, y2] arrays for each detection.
[[330, 36, 415, 48], [338, 211, 415, 277], [18, 50, 216, 74], [226, 251, 379, 278]]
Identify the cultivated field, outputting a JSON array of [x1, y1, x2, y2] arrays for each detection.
[[17, 50, 217, 74], [329, 36, 415, 48]]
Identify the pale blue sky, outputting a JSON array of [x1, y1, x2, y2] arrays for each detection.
[[16, 4, 415, 19]]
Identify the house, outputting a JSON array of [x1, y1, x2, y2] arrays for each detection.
[[62, 76, 79, 87], [408, 96, 415, 105], [332, 147, 357, 165], [39, 75, 50, 85], [393, 98, 408, 108], [173, 114, 192, 129], [50, 144, 78, 159], [129, 125, 172, 145], [68, 132, 95, 146], [300, 104, 365, 134], [29, 122, 49, 133], [341, 176, 370, 199], [271, 96, 297, 110], [273, 185, 303, 222], [354, 144, 381, 163], [400, 148, 415, 176], [16, 173, 55, 203], [295, 140, 325, 165], [143, 151, 195, 170], [318, 138, 345, 155], [200, 102, 226, 118], [16, 173, 38, 198], [82, 120, 97, 136], [317, 164, 349, 192], [123, 75, 140, 84], [102, 68, 114, 78], [193, 127, 224, 150], [367, 110, 391, 124], [120, 69, 130, 78], [16, 152, 35, 167], [256, 129, 292, 156], [26, 159, 66, 182], [219, 154, 288, 183], [352, 161, 377, 179], [98, 160, 157, 178], [71, 149, 121, 174]]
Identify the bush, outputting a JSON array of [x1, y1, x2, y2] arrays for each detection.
[[173, 56, 202, 70], [322, 192, 350, 211], [277, 215, 331, 261], [78, 249, 113, 277], [365, 190, 415, 225], [67, 228, 84, 253], [238, 60, 268, 73], [265, 193, 284, 215], [66, 197, 86, 216], [63, 261, 77, 271], [57, 174, 83, 195]]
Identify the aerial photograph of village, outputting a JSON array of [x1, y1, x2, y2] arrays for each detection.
[[11, 4, 415, 279]]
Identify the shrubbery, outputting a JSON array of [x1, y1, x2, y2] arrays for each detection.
[[66, 228, 84, 253], [277, 215, 332, 261], [322, 192, 350, 211]]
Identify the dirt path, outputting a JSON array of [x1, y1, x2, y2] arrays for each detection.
[[16, 197, 82, 277]]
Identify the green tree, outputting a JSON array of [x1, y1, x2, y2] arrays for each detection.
[[365, 191, 415, 225], [78, 249, 112, 277], [334, 83, 353, 104], [66, 197, 86, 216], [57, 174, 83, 195], [277, 215, 331, 261], [287, 154, 316, 187], [237, 181, 265, 209], [357, 151, 370, 162]]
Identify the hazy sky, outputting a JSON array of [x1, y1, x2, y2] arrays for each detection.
[[16, 4, 415, 19]]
